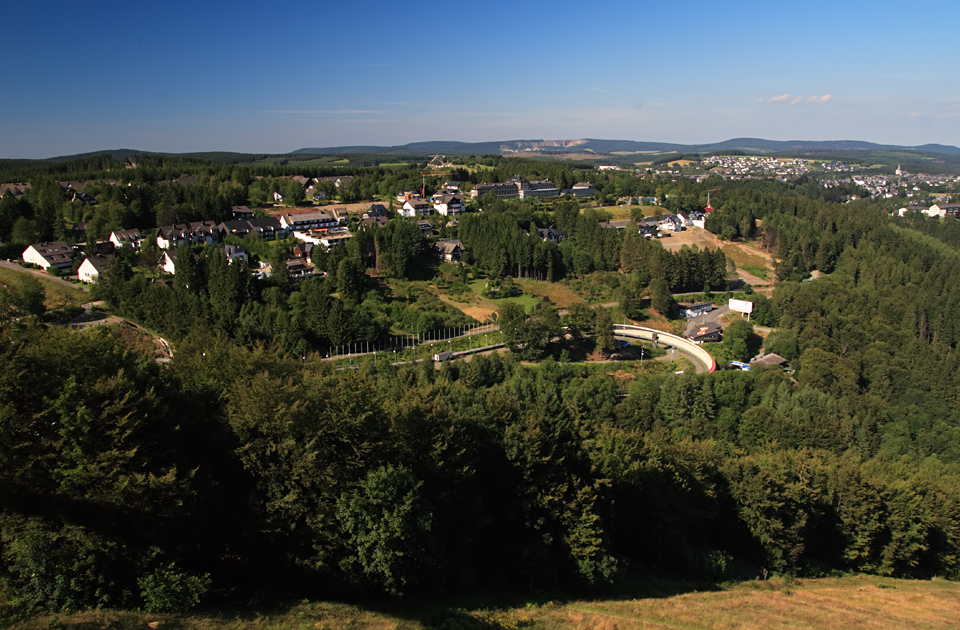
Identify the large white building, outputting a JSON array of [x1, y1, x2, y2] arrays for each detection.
[[22, 242, 74, 270], [470, 175, 559, 200], [431, 193, 466, 216]]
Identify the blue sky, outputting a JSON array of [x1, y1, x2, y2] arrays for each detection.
[[3, 0, 959, 158]]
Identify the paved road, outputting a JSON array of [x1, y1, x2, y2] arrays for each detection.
[[684, 304, 730, 336], [0, 260, 90, 292]]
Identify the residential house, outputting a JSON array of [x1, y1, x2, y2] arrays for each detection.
[[940, 203, 960, 217], [109, 229, 143, 251], [317, 175, 354, 189], [160, 251, 178, 274], [537, 227, 566, 243], [682, 302, 713, 319], [217, 219, 253, 239], [78, 253, 114, 283], [231, 205, 255, 220], [285, 257, 313, 281], [362, 215, 389, 228], [417, 220, 435, 237], [156, 221, 219, 249], [0, 182, 30, 198], [292, 242, 314, 263], [71, 191, 96, 205], [435, 239, 464, 262], [319, 231, 352, 250], [639, 224, 657, 238], [247, 217, 284, 240], [401, 198, 433, 218], [431, 193, 466, 217], [364, 204, 390, 219], [639, 216, 661, 227], [280, 211, 340, 232], [599, 220, 636, 231], [752, 353, 788, 369], [657, 215, 683, 233], [160, 243, 200, 275], [688, 322, 722, 344], [22, 242, 74, 270], [223, 244, 249, 264]]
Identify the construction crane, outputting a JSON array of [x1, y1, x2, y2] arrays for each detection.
[[420, 155, 452, 198]]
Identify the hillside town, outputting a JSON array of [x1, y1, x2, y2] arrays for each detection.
[[5, 156, 960, 290]]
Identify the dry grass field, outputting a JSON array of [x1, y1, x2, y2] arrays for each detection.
[[659, 227, 775, 287], [591, 205, 664, 221], [268, 201, 378, 217], [10, 576, 959, 630], [540, 576, 960, 630], [517, 279, 586, 308]]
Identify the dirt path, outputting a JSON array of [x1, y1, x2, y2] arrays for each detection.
[[736, 267, 770, 287]]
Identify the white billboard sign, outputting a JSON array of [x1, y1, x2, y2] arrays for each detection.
[[729, 298, 754, 314]]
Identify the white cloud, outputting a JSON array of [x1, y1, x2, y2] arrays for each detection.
[[266, 109, 386, 115], [762, 93, 793, 103], [759, 93, 832, 105]]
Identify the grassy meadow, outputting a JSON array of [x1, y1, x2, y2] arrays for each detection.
[[9, 576, 959, 630], [0, 266, 89, 310]]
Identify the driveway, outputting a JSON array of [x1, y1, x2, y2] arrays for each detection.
[[684, 304, 729, 336]]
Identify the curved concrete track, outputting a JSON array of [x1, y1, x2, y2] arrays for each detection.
[[613, 324, 717, 374]]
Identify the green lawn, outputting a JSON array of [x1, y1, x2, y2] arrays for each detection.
[[740, 264, 770, 280], [468, 279, 539, 312], [0, 267, 89, 309]]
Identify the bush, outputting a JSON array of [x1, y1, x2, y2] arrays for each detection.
[[138, 563, 211, 613]]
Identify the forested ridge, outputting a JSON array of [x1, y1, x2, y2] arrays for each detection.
[[2, 157, 960, 620]]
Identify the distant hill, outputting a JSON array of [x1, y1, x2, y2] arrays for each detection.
[[293, 140, 507, 156], [293, 137, 960, 158], [26, 138, 960, 164], [45, 148, 149, 161]]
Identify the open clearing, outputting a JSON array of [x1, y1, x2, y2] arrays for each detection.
[[659, 227, 775, 286], [269, 201, 378, 217], [548, 576, 960, 630], [11, 575, 960, 630], [517, 279, 586, 308], [592, 204, 664, 221]]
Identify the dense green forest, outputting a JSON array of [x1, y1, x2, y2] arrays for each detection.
[[2, 155, 960, 621]]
